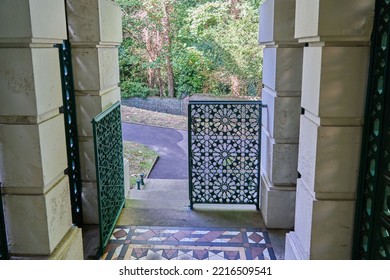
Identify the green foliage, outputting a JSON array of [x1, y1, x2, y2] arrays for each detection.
[[173, 47, 211, 96], [116, 0, 263, 98], [187, 1, 263, 95], [119, 38, 155, 98]]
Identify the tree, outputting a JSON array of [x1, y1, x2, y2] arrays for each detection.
[[187, 0, 263, 95], [116, 0, 263, 97], [162, 0, 175, 97]]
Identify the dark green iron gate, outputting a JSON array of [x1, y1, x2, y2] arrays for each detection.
[[0, 185, 9, 260], [188, 101, 262, 209], [57, 40, 83, 226], [354, 0, 390, 260], [92, 102, 125, 255]]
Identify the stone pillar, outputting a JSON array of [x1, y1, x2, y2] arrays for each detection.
[[66, 0, 122, 224], [258, 0, 303, 229], [0, 0, 83, 259], [285, 0, 375, 259]]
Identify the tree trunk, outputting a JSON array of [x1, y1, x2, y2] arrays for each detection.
[[231, 75, 241, 96], [229, 0, 241, 19], [162, 1, 175, 98], [156, 68, 164, 97]]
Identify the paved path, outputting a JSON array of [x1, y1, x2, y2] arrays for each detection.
[[122, 122, 188, 179]]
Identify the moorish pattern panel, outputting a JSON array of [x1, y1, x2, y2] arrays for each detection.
[[92, 102, 125, 255], [354, 0, 390, 260], [188, 101, 262, 209]]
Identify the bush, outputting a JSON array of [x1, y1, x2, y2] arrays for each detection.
[[120, 81, 157, 98]]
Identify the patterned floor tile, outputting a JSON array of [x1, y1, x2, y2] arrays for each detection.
[[102, 226, 276, 260]]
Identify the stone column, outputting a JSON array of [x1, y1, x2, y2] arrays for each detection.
[[285, 0, 375, 259], [258, 0, 303, 229], [66, 0, 123, 224], [0, 0, 83, 259]]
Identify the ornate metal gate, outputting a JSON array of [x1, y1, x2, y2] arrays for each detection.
[[354, 0, 390, 260], [0, 186, 9, 260], [57, 40, 83, 226], [92, 102, 125, 254], [188, 101, 262, 209]]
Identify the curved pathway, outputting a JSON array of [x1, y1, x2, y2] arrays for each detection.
[[122, 122, 188, 179]]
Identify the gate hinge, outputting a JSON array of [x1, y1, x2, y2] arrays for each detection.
[[59, 106, 65, 114], [64, 168, 69, 175]]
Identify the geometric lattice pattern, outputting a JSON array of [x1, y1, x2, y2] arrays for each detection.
[[92, 102, 125, 255], [188, 101, 262, 209], [101, 226, 276, 260], [355, 0, 390, 260]]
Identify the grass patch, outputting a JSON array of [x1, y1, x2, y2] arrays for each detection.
[[123, 140, 159, 188]]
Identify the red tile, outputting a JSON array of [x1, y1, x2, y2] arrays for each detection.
[[228, 233, 243, 243], [203, 231, 223, 242], [113, 229, 128, 239], [248, 232, 263, 243]]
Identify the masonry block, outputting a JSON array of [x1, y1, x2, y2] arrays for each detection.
[[0, 0, 67, 43], [259, 0, 297, 44], [262, 46, 303, 92], [262, 87, 301, 141], [295, 0, 375, 42], [66, 0, 122, 45], [301, 46, 369, 118], [71, 47, 120, 91], [0, 114, 67, 190], [81, 181, 99, 224], [293, 179, 356, 259], [78, 138, 96, 182], [298, 115, 362, 196], [75, 87, 121, 137], [261, 129, 299, 185], [3, 176, 72, 255], [260, 173, 296, 229], [0, 48, 63, 117], [49, 226, 84, 260]]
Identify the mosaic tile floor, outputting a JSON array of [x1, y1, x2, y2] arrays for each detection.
[[101, 226, 276, 260]]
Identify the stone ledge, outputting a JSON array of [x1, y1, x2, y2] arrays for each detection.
[[284, 231, 306, 260], [260, 172, 296, 229], [10, 226, 84, 260], [49, 226, 84, 260]]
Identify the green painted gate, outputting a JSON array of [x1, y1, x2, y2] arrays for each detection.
[[92, 102, 125, 255], [188, 101, 263, 210], [354, 0, 390, 260]]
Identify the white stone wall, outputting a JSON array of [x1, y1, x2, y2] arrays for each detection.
[[0, 0, 83, 258], [65, 0, 123, 224], [285, 0, 375, 259], [259, 0, 303, 229]]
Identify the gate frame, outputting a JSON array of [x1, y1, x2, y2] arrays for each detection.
[[353, 0, 390, 260], [92, 101, 125, 256], [56, 40, 83, 226], [188, 100, 265, 210]]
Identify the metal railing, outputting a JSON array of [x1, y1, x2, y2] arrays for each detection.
[[92, 102, 125, 256], [188, 100, 264, 209]]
